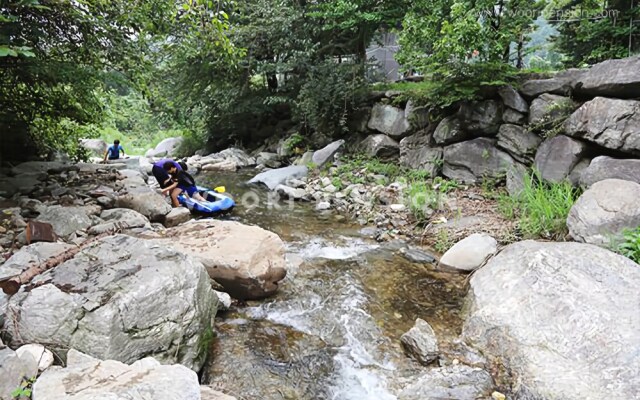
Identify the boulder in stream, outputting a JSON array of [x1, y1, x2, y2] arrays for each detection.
[[400, 318, 439, 365], [312, 139, 345, 167], [463, 240, 640, 399], [155, 220, 287, 300], [248, 165, 308, 190], [3, 235, 217, 372]]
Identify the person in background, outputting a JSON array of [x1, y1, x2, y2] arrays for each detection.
[[103, 140, 125, 162], [151, 158, 182, 189], [161, 161, 205, 207]]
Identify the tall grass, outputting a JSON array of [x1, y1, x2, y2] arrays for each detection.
[[498, 171, 579, 239]]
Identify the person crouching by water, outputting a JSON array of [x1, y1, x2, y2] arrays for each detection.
[[161, 161, 206, 207], [151, 159, 181, 189]]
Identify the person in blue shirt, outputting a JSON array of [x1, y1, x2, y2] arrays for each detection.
[[103, 140, 125, 161], [151, 158, 181, 189]]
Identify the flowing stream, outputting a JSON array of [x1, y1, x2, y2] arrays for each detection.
[[199, 172, 468, 400]]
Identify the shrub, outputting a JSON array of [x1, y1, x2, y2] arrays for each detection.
[[498, 171, 579, 239]]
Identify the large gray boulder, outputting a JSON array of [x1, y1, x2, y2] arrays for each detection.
[[88, 208, 151, 235], [36, 205, 98, 238], [463, 240, 640, 399], [496, 124, 542, 164], [79, 139, 108, 157], [398, 365, 493, 400], [312, 139, 345, 167], [443, 138, 516, 184], [457, 100, 502, 135], [3, 235, 217, 371], [580, 156, 640, 187], [248, 165, 308, 190], [433, 116, 468, 145], [0, 242, 73, 281], [147, 137, 184, 158], [153, 220, 287, 300], [367, 104, 410, 138], [534, 135, 589, 183], [564, 97, 640, 155], [360, 134, 400, 160], [200, 148, 256, 171], [399, 133, 443, 178], [528, 94, 576, 127], [32, 350, 202, 400], [11, 161, 70, 175], [520, 68, 586, 98], [576, 55, 640, 98], [498, 85, 528, 113], [116, 186, 172, 222], [0, 173, 45, 196], [567, 179, 640, 246]]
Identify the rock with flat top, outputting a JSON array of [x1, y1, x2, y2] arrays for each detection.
[[439, 233, 497, 273], [398, 365, 493, 400], [580, 156, 640, 187], [164, 207, 192, 228], [32, 350, 202, 400], [155, 220, 287, 300]]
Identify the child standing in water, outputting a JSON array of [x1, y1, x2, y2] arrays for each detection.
[[161, 161, 206, 207]]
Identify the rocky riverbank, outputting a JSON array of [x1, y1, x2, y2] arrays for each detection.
[[0, 158, 290, 400]]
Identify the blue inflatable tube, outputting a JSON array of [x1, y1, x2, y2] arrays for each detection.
[[177, 186, 235, 215]]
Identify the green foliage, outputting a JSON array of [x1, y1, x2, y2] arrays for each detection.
[[547, 0, 640, 66], [284, 133, 306, 151], [0, 0, 236, 161], [396, 0, 544, 109], [12, 376, 35, 399], [434, 229, 453, 253], [296, 62, 366, 138], [615, 227, 640, 264], [498, 171, 579, 239]]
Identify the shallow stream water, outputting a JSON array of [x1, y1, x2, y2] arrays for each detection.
[[199, 171, 467, 400]]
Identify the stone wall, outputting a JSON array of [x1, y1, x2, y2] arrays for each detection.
[[353, 55, 640, 190]]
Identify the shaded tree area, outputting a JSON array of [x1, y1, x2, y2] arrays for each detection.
[[1, 0, 639, 162]]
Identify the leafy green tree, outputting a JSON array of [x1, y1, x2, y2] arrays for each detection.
[[0, 0, 234, 161], [396, 0, 543, 108], [546, 0, 640, 66]]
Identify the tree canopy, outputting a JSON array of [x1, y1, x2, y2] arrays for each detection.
[[1, 0, 638, 162]]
